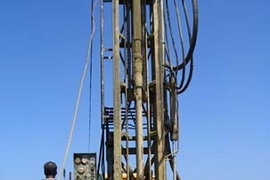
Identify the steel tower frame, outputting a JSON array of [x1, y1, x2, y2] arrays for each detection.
[[98, 0, 198, 180]]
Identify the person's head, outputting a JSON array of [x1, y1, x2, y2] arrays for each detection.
[[44, 161, 57, 178]]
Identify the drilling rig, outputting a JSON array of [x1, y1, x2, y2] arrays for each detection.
[[72, 0, 198, 180]]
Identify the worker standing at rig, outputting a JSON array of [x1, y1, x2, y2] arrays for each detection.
[[43, 161, 57, 180]]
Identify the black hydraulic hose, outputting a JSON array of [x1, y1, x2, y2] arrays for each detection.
[[171, 0, 187, 90], [164, 0, 198, 92], [177, 58, 186, 90], [173, 0, 198, 71], [177, 57, 194, 94]]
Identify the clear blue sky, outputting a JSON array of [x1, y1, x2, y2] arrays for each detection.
[[0, 0, 269, 180]]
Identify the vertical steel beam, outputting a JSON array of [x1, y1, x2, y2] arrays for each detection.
[[113, 0, 122, 180], [100, 0, 105, 126], [132, 0, 144, 180], [152, 0, 166, 180]]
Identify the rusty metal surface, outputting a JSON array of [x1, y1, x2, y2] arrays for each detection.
[[112, 0, 122, 180]]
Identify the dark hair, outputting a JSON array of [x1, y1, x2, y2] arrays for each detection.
[[44, 161, 57, 177]]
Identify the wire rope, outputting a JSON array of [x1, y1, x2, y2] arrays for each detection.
[[57, 0, 97, 179], [164, 0, 180, 69], [173, 0, 186, 70], [88, 0, 97, 152]]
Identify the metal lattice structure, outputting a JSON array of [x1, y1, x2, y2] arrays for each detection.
[[98, 0, 198, 180]]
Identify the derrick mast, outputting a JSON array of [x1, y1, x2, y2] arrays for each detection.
[[98, 0, 198, 180]]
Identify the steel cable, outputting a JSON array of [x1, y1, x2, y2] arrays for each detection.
[[88, 0, 97, 153], [57, 0, 97, 179]]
